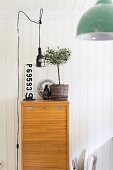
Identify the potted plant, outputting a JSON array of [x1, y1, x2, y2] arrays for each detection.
[[45, 47, 71, 100]]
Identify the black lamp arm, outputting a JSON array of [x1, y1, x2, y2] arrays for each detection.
[[17, 8, 43, 53], [17, 8, 43, 28]]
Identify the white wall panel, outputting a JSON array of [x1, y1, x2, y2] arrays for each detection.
[[6, 18, 17, 170], [0, 17, 17, 170], [103, 43, 112, 170], [0, 19, 7, 170], [87, 42, 96, 155], [0, 12, 113, 170], [95, 42, 104, 170]]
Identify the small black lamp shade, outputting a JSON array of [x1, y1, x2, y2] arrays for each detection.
[[36, 47, 45, 67]]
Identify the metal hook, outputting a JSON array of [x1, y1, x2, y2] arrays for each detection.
[[39, 8, 43, 24], [40, 8, 43, 18]]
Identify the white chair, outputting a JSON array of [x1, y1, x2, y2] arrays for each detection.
[[72, 153, 97, 170]]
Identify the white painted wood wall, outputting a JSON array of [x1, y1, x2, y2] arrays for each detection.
[[0, 11, 113, 170]]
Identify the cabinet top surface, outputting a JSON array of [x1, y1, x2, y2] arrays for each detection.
[[21, 100, 69, 106]]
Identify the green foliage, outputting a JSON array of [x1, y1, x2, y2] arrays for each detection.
[[44, 47, 71, 84], [45, 47, 71, 66]]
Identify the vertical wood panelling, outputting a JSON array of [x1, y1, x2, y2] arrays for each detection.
[[0, 19, 7, 170], [103, 42, 112, 170], [70, 20, 80, 163], [87, 42, 96, 154], [6, 18, 17, 170], [0, 17, 17, 170], [1, 12, 113, 170], [43, 19, 59, 84], [79, 41, 88, 153], [95, 42, 104, 170], [110, 41, 113, 170]]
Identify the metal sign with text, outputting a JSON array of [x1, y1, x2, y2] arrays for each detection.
[[25, 64, 34, 100]]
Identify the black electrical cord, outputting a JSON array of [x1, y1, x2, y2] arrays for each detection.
[[16, 8, 43, 170]]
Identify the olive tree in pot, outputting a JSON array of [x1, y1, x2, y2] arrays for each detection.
[[45, 47, 71, 100]]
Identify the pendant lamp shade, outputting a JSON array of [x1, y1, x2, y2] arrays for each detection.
[[76, 0, 113, 40]]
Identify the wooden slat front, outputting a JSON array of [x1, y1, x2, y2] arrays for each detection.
[[21, 100, 69, 170]]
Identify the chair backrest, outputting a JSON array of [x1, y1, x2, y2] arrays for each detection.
[[72, 154, 97, 170]]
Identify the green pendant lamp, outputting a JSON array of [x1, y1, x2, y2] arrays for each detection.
[[76, 0, 113, 40]]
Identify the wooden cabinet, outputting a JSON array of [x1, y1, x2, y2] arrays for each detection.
[[21, 100, 69, 170]]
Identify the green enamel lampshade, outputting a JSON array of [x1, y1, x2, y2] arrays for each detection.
[[76, 0, 113, 40]]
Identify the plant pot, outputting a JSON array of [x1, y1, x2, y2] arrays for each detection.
[[50, 84, 68, 101]]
